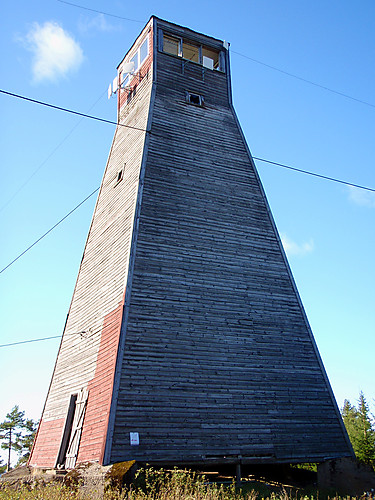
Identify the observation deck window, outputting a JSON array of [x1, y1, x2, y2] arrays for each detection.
[[161, 31, 224, 72], [163, 34, 180, 56]]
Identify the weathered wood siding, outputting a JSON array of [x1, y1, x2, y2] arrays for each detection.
[[29, 21, 154, 467], [30, 17, 352, 469], [107, 18, 352, 464]]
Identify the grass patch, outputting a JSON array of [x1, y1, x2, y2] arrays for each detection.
[[0, 468, 363, 499]]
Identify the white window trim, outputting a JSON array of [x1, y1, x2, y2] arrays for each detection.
[[120, 34, 149, 86]]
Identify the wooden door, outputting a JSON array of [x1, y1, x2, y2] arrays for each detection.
[[64, 388, 88, 469]]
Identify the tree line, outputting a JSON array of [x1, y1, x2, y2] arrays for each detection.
[[341, 391, 375, 467], [0, 392, 374, 474]]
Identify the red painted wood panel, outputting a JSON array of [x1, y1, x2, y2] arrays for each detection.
[[77, 299, 124, 464], [29, 418, 65, 467], [119, 25, 153, 111]]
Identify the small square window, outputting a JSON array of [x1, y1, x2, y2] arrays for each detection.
[[186, 92, 204, 106]]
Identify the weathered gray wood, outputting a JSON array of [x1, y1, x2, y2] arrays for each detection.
[[106, 18, 352, 465], [30, 17, 353, 469]]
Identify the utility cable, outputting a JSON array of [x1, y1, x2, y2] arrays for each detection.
[[231, 50, 375, 110], [1, 156, 374, 276], [0, 336, 62, 348], [57, 0, 145, 23], [56, 1, 375, 111], [0, 90, 148, 133], [0, 90, 107, 214], [0, 322, 118, 348], [0, 187, 99, 275], [0, 329, 96, 348], [2, 91, 375, 276], [253, 157, 375, 193]]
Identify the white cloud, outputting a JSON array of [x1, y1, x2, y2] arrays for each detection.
[[348, 185, 375, 208], [78, 14, 118, 34], [24, 21, 83, 83], [281, 233, 314, 257]]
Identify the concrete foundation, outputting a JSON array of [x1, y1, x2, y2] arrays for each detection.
[[318, 457, 375, 495]]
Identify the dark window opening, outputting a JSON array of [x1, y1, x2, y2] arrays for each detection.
[[187, 92, 204, 106], [116, 168, 124, 184]]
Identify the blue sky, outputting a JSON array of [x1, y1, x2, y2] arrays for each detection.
[[1, 0, 374, 464]]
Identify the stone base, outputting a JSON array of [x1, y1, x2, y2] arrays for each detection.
[[318, 457, 375, 495], [0, 460, 137, 497], [0, 465, 67, 490]]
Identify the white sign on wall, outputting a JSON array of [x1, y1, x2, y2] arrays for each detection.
[[130, 432, 139, 446]]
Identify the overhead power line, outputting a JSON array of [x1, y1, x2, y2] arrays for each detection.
[[57, 1, 375, 111], [0, 328, 97, 348], [57, 0, 145, 23], [231, 50, 375, 110], [1, 155, 374, 276], [3, 90, 374, 172], [253, 157, 375, 193], [0, 187, 99, 275], [0, 90, 107, 214], [0, 336, 61, 348], [2, 89, 375, 276], [0, 90, 148, 133]]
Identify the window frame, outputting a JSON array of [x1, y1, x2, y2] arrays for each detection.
[[161, 30, 225, 72], [186, 92, 204, 107], [139, 36, 149, 66], [162, 33, 182, 57], [120, 34, 149, 88]]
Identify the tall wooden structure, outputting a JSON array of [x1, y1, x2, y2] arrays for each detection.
[[29, 17, 353, 469]]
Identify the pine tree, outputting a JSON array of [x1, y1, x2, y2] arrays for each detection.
[[0, 406, 25, 472], [0, 457, 6, 475], [342, 392, 375, 468], [356, 392, 375, 466], [15, 418, 38, 466], [342, 399, 358, 443]]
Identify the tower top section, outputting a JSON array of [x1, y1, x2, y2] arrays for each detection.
[[118, 17, 228, 70], [109, 17, 230, 107]]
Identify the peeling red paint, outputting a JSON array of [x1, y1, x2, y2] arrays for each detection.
[[77, 299, 124, 464], [28, 418, 65, 467]]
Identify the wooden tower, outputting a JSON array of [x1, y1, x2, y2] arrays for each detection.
[[29, 17, 353, 470]]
